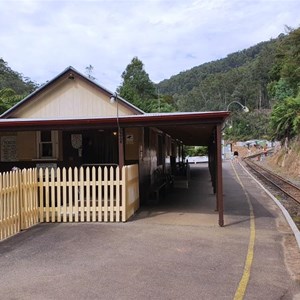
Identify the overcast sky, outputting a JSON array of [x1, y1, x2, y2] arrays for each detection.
[[0, 0, 299, 91]]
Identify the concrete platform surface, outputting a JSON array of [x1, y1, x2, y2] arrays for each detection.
[[0, 161, 300, 300]]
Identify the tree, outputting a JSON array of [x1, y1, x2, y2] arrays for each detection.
[[270, 94, 300, 144], [279, 27, 300, 96], [0, 58, 38, 115], [268, 27, 300, 100], [268, 78, 294, 101], [157, 39, 278, 111], [0, 88, 24, 114], [184, 146, 208, 156], [117, 57, 157, 112], [224, 110, 271, 142], [0, 58, 37, 94], [147, 95, 176, 113]]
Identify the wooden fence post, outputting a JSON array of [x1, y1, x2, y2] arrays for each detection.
[[122, 166, 127, 222], [38, 168, 44, 222]]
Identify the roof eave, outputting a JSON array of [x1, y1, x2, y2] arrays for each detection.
[[0, 111, 230, 131]]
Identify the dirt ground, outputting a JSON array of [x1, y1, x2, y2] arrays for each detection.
[[232, 140, 300, 185], [232, 140, 300, 229]]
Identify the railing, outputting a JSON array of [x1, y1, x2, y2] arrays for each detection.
[[0, 165, 139, 241]]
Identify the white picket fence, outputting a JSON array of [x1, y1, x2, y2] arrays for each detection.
[[0, 164, 139, 241], [0, 170, 21, 240], [0, 168, 39, 241]]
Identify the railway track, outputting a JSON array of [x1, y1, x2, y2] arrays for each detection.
[[243, 158, 300, 205]]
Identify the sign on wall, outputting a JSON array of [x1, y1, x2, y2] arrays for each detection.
[[71, 134, 82, 149], [1, 136, 17, 162], [126, 133, 134, 145], [125, 129, 140, 160]]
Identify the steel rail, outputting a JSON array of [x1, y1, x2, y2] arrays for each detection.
[[243, 158, 300, 205]]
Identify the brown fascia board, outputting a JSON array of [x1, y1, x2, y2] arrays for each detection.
[[0, 112, 229, 131], [0, 66, 144, 118], [0, 117, 117, 131], [118, 112, 230, 127]]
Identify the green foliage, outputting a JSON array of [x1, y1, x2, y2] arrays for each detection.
[[279, 27, 300, 95], [0, 58, 37, 114], [156, 26, 300, 142], [270, 94, 300, 142], [267, 27, 300, 143], [184, 146, 208, 156], [268, 78, 294, 101], [117, 57, 157, 112], [117, 57, 177, 113], [157, 39, 278, 112], [268, 27, 300, 100], [0, 58, 37, 94], [146, 95, 176, 113], [224, 110, 272, 142], [0, 88, 27, 114]]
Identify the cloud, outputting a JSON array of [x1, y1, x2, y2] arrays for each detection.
[[0, 0, 299, 91]]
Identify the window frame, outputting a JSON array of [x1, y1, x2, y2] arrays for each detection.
[[36, 130, 58, 159]]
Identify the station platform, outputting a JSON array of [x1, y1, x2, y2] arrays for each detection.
[[134, 161, 300, 299], [0, 161, 299, 299]]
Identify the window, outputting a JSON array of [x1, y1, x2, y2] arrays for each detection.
[[37, 131, 58, 159]]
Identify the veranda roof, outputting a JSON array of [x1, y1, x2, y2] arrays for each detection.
[[0, 111, 229, 146]]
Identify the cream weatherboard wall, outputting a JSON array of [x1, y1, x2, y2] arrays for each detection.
[[11, 78, 135, 119]]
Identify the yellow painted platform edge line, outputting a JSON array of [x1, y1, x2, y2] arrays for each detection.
[[231, 161, 256, 300]]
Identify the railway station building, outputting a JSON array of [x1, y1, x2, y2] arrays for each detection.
[[0, 67, 229, 226]]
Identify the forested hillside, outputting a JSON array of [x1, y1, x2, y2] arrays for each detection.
[[157, 38, 279, 112], [0, 58, 37, 114], [156, 27, 300, 142]]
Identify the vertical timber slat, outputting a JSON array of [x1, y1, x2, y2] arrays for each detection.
[[104, 167, 108, 222], [91, 167, 96, 222], [74, 167, 79, 222], [56, 168, 61, 222]]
